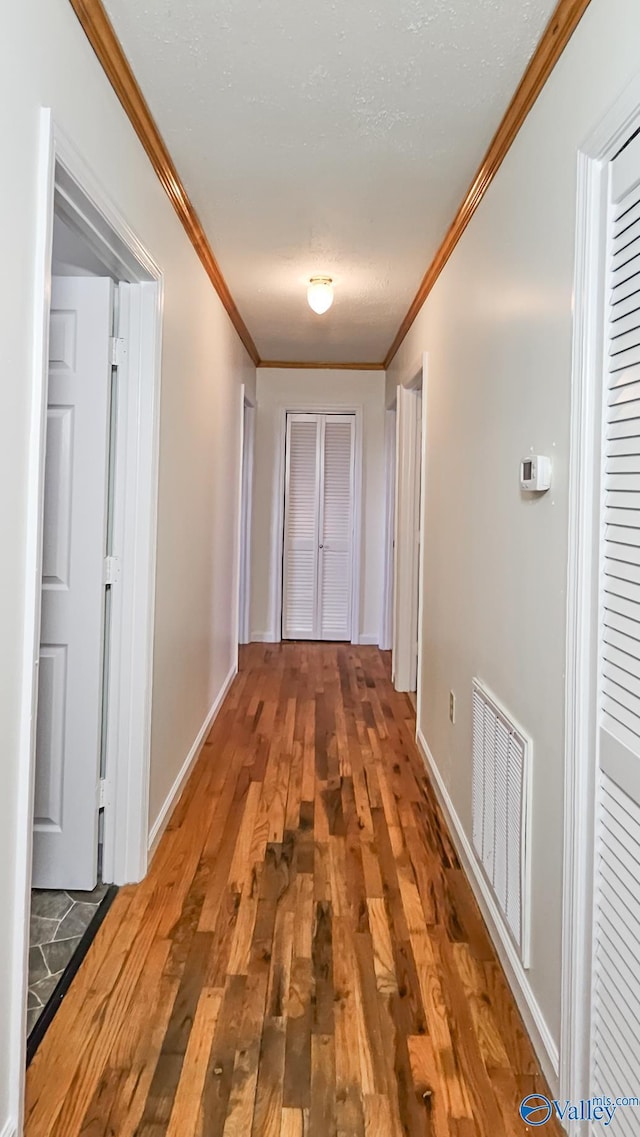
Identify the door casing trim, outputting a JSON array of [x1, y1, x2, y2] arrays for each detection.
[[12, 108, 163, 1135], [562, 71, 640, 1126], [269, 404, 364, 644]]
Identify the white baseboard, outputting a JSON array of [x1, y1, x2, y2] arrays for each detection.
[[415, 727, 560, 1092], [1, 1120, 17, 1137], [358, 633, 379, 646], [147, 663, 237, 858], [250, 631, 277, 643]]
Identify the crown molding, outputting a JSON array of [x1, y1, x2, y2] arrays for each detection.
[[258, 360, 385, 371], [69, 0, 592, 376], [67, 0, 260, 365], [383, 0, 593, 369]]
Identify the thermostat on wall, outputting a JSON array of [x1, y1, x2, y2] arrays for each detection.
[[520, 455, 551, 492]]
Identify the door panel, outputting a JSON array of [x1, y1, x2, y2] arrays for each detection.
[[282, 416, 320, 639], [33, 275, 114, 890], [318, 416, 354, 640], [393, 386, 422, 691]]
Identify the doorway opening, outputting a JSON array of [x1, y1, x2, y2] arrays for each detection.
[[13, 111, 163, 1123], [27, 211, 130, 1051]]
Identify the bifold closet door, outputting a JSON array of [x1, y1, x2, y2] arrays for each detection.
[[590, 129, 640, 1111], [282, 413, 355, 641]]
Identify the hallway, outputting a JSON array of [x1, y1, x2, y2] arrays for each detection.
[[24, 645, 559, 1136]]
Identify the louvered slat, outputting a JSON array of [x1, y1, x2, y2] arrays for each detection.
[[282, 417, 319, 639], [603, 170, 640, 750], [283, 413, 355, 642], [591, 771, 640, 1105], [493, 718, 509, 916], [471, 682, 529, 963], [318, 417, 354, 640], [472, 689, 484, 857], [506, 732, 524, 943]]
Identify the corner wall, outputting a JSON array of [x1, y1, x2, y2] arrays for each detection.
[[0, 0, 255, 1127], [386, 0, 640, 1076], [250, 368, 386, 645]]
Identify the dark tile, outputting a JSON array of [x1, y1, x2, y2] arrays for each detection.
[[66, 882, 108, 905], [27, 990, 42, 1010], [54, 903, 97, 941], [42, 936, 82, 976], [27, 1007, 43, 1035], [28, 945, 48, 985], [31, 972, 63, 1005], [31, 890, 73, 921], [30, 915, 60, 948]]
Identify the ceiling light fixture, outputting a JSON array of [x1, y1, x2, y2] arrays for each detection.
[[307, 276, 334, 315]]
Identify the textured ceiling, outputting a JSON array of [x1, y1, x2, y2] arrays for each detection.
[[103, 0, 559, 363]]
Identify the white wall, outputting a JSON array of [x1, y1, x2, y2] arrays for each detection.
[[0, 1, 254, 1128], [251, 368, 386, 644], [387, 0, 640, 1079]]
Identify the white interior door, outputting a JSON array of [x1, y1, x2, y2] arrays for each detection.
[[33, 275, 114, 890], [393, 385, 422, 691], [282, 412, 355, 641], [590, 130, 640, 1109]]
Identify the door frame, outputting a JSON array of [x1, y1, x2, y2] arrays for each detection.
[[13, 109, 162, 1128], [379, 406, 397, 651], [392, 356, 427, 694], [237, 385, 256, 649], [561, 74, 640, 1121], [270, 404, 363, 643]]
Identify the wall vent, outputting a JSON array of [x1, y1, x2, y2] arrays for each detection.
[[472, 679, 532, 966]]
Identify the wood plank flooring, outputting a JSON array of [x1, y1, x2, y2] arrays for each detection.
[[25, 644, 561, 1136]]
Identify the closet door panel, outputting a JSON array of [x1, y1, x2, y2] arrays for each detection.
[[318, 416, 355, 640], [282, 415, 320, 639]]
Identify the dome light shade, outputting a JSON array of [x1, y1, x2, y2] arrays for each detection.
[[307, 276, 334, 315]]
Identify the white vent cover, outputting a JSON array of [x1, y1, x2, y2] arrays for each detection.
[[472, 680, 532, 966]]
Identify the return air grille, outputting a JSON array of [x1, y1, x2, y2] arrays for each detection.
[[472, 680, 531, 965]]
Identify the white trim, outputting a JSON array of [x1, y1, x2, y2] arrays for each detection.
[[147, 663, 238, 859], [416, 729, 559, 1090], [238, 395, 256, 647], [415, 354, 429, 729], [561, 72, 640, 1121], [379, 408, 396, 651], [250, 631, 275, 643], [232, 385, 246, 665], [0, 1120, 17, 1137], [270, 404, 364, 644], [12, 111, 56, 1137], [12, 111, 163, 1135], [358, 634, 379, 646], [393, 382, 422, 691], [102, 279, 163, 886]]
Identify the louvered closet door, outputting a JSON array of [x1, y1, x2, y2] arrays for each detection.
[[282, 415, 321, 639], [282, 413, 355, 641], [318, 415, 355, 639], [591, 129, 640, 1115]]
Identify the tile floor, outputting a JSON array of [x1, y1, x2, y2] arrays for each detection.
[[28, 883, 109, 1035]]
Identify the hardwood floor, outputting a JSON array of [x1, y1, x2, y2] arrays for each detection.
[[25, 644, 561, 1136]]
